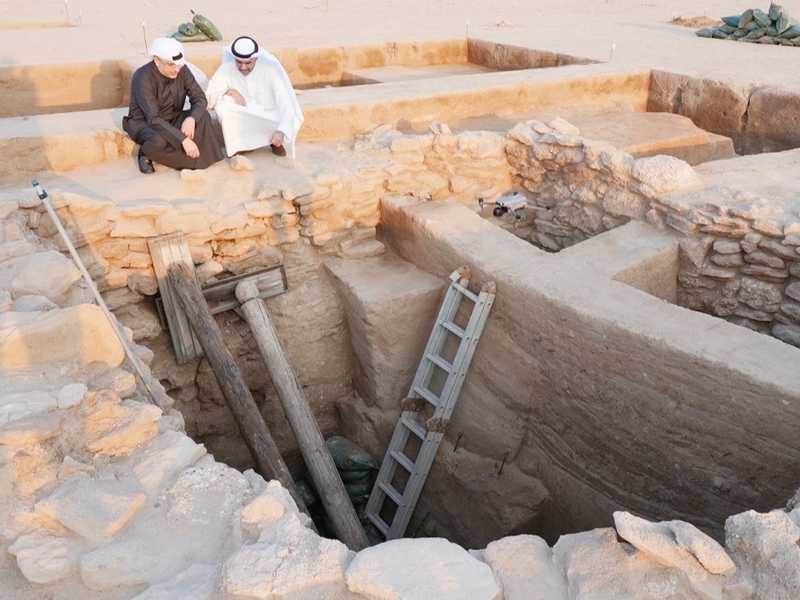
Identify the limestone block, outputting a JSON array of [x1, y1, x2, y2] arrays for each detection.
[[280, 178, 315, 201], [725, 509, 800, 599], [120, 203, 172, 218], [130, 430, 206, 495], [614, 512, 733, 587], [711, 254, 744, 268], [110, 216, 158, 238], [80, 534, 190, 591], [156, 205, 211, 236], [0, 239, 36, 263], [633, 155, 701, 196], [773, 324, 800, 347], [36, 476, 146, 542], [744, 251, 784, 269], [602, 188, 647, 219], [211, 209, 250, 235], [8, 532, 80, 584], [737, 277, 783, 311], [0, 390, 58, 425], [0, 305, 124, 370], [483, 535, 567, 600], [325, 256, 443, 408], [224, 246, 283, 275], [554, 528, 703, 600], [83, 394, 161, 456], [97, 268, 129, 292], [0, 251, 79, 299], [346, 537, 500, 600], [548, 117, 581, 137], [126, 270, 158, 296], [0, 411, 62, 446], [132, 563, 218, 600], [225, 511, 352, 599], [240, 492, 286, 540], [0, 198, 18, 219], [213, 238, 257, 258], [115, 302, 162, 342], [57, 383, 87, 409], [743, 86, 800, 153], [89, 367, 137, 398], [11, 294, 57, 312]]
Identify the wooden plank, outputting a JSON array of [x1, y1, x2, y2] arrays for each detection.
[[148, 233, 203, 364], [236, 279, 369, 550], [167, 262, 310, 516]]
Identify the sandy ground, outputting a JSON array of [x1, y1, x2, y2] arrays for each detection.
[[0, 0, 799, 89]]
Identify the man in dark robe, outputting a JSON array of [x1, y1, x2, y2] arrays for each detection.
[[123, 37, 225, 174]]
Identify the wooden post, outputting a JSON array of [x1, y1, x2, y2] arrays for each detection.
[[236, 279, 370, 550], [167, 263, 310, 516]]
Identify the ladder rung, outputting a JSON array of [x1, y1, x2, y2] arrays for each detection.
[[390, 450, 416, 472], [425, 353, 453, 373], [440, 321, 465, 338], [379, 482, 405, 506], [367, 512, 389, 536], [452, 282, 478, 302], [413, 385, 440, 407], [401, 415, 427, 439]]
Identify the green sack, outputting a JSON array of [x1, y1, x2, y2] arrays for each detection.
[[295, 479, 319, 508], [744, 20, 760, 31], [325, 436, 379, 472], [172, 31, 210, 43], [696, 28, 715, 38], [191, 10, 223, 42], [722, 15, 741, 27], [767, 25, 779, 35], [340, 469, 374, 484], [777, 15, 796, 33], [719, 24, 737, 34], [781, 25, 800, 39], [178, 21, 199, 36], [753, 9, 771, 27], [769, 3, 784, 21], [712, 28, 730, 39], [745, 28, 767, 39], [739, 9, 754, 27], [732, 29, 748, 38]]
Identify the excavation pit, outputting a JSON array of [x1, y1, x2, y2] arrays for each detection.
[[2, 22, 800, 598]]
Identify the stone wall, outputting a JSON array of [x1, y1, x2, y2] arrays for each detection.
[[0, 124, 510, 468], [504, 118, 800, 348]]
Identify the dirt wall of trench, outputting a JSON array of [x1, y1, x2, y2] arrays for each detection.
[[368, 196, 800, 548]]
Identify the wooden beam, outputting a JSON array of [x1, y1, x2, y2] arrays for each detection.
[[236, 279, 369, 550], [167, 263, 309, 516]]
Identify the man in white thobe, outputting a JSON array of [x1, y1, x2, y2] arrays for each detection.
[[206, 36, 303, 158]]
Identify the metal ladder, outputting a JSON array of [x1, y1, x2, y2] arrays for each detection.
[[365, 266, 496, 540]]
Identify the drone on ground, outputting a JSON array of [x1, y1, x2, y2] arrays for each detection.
[[478, 191, 530, 220]]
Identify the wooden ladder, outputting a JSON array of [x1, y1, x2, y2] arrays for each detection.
[[365, 266, 496, 540]]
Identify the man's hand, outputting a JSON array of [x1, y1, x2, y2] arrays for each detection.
[[182, 137, 200, 159], [271, 131, 285, 147], [225, 89, 246, 106], [181, 116, 196, 140]]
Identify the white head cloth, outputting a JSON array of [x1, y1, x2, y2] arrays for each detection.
[[149, 37, 186, 66], [231, 36, 258, 59]]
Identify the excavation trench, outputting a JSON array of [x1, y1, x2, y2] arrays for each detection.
[[10, 44, 800, 547]]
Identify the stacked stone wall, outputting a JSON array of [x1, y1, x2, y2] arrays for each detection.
[[504, 118, 800, 348]]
